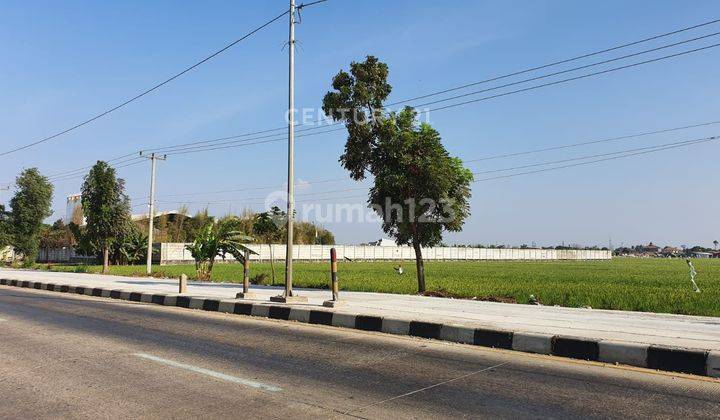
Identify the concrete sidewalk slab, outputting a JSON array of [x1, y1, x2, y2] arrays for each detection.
[[1, 268, 720, 378]]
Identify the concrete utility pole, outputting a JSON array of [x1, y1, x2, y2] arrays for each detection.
[[0, 185, 9, 203], [140, 151, 166, 275], [273, 0, 306, 303]]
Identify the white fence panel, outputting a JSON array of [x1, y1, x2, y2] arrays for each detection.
[[154, 243, 611, 264]]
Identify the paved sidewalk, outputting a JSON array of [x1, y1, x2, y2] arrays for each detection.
[[2, 267, 719, 351]]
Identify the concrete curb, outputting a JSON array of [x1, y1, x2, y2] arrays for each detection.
[[1, 278, 717, 378]]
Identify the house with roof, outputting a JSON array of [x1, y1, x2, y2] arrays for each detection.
[[642, 242, 661, 255], [661, 246, 681, 257]]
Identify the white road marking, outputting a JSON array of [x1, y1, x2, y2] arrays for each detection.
[[133, 353, 282, 392]]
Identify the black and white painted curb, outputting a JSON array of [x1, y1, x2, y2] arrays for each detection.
[[2, 278, 718, 379]]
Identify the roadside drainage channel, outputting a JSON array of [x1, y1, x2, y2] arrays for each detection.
[[1, 278, 718, 379]]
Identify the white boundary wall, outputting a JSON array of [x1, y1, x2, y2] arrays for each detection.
[[159, 243, 611, 264]]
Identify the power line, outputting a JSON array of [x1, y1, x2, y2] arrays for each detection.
[[144, 125, 290, 153], [157, 134, 717, 206], [47, 155, 144, 180], [412, 32, 720, 108], [473, 135, 718, 182], [45, 152, 139, 178], [0, 9, 289, 158], [471, 136, 717, 175], [49, 158, 146, 183], [465, 120, 720, 162], [36, 21, 720, 176], [151, 134, 718, 205], [387, 18, 720, 106], [297, 0, 329, 8], [135, 42, 720, 158], [140, 119, 720, 199], [426, 42, 720, 113], [159, 185, 369, 204], [148, 38, 720, 157], [162, 176, 350, 197], [141, 26, 720, 156], [163, 126, 346, 156]]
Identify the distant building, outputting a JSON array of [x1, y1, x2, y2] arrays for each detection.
[[64, 194, 83, 224], [364, 238, 400, 247], [131, 210, 183, 222], [690, 251, 713, 259], [661, 246, 681, 257], [642, 242, 661, 254]]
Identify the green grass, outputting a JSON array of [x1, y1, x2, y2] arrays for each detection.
[[36, 258, 720, 317]]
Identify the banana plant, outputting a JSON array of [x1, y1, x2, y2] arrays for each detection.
[[117, 229, 148, 265], [185, 221, 256, 281]]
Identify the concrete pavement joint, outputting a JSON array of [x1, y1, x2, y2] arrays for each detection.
[[344, 361, 510, 415], [1, 278, 718, 378]]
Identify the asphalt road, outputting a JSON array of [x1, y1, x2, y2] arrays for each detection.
[[1, 286, 718, 419]]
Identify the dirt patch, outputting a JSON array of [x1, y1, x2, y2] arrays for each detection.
[[422, 288, 517, 304]]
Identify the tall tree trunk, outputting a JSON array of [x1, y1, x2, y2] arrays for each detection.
[[102, 246, 109, 274], [269, 243, 276, 285], [412, 240, 426, 293]]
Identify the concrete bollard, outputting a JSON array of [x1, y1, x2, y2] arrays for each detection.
[[236, 250, 256, 299], [323, 248, 343, 307], [179, 274, 188, 294]]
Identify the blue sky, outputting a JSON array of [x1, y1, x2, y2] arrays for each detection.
[[1, 0, 719, 248]]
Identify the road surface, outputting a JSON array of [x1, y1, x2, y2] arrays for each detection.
[[0, 286, 718, 419]]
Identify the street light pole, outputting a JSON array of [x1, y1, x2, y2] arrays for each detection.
[[273, 0, 306, 303], [140, 151, 166, 275], [285, 0, 296, 298]]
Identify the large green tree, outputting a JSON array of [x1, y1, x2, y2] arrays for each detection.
[[323, 56, 472, 293], [81, 161, 131, 274], [9, 168, 54, 265]]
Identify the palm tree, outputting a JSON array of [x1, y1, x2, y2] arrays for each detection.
[[185, 220, 254, 281], [714, 240, 719, 251], [253, 207, 284, 285]]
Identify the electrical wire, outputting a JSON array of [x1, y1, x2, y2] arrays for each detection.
[[35, 20, 720, 178], [139, 120, 720, 200], [138, 41, 720, 158], [425, 43, 720, 113], [387, 18, 720, 106], [140, 38, 720, 157], [141, 28, 720, 156], [411, 32, 720, 108], [473, 135, 718, 182], [151, 135, 717, 206], [50, 158, 146, 183], [163, 126, 346, 156], [471, 136, 717, 175], [0, 9, 289, 158], [465, 120, 720, 162]]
